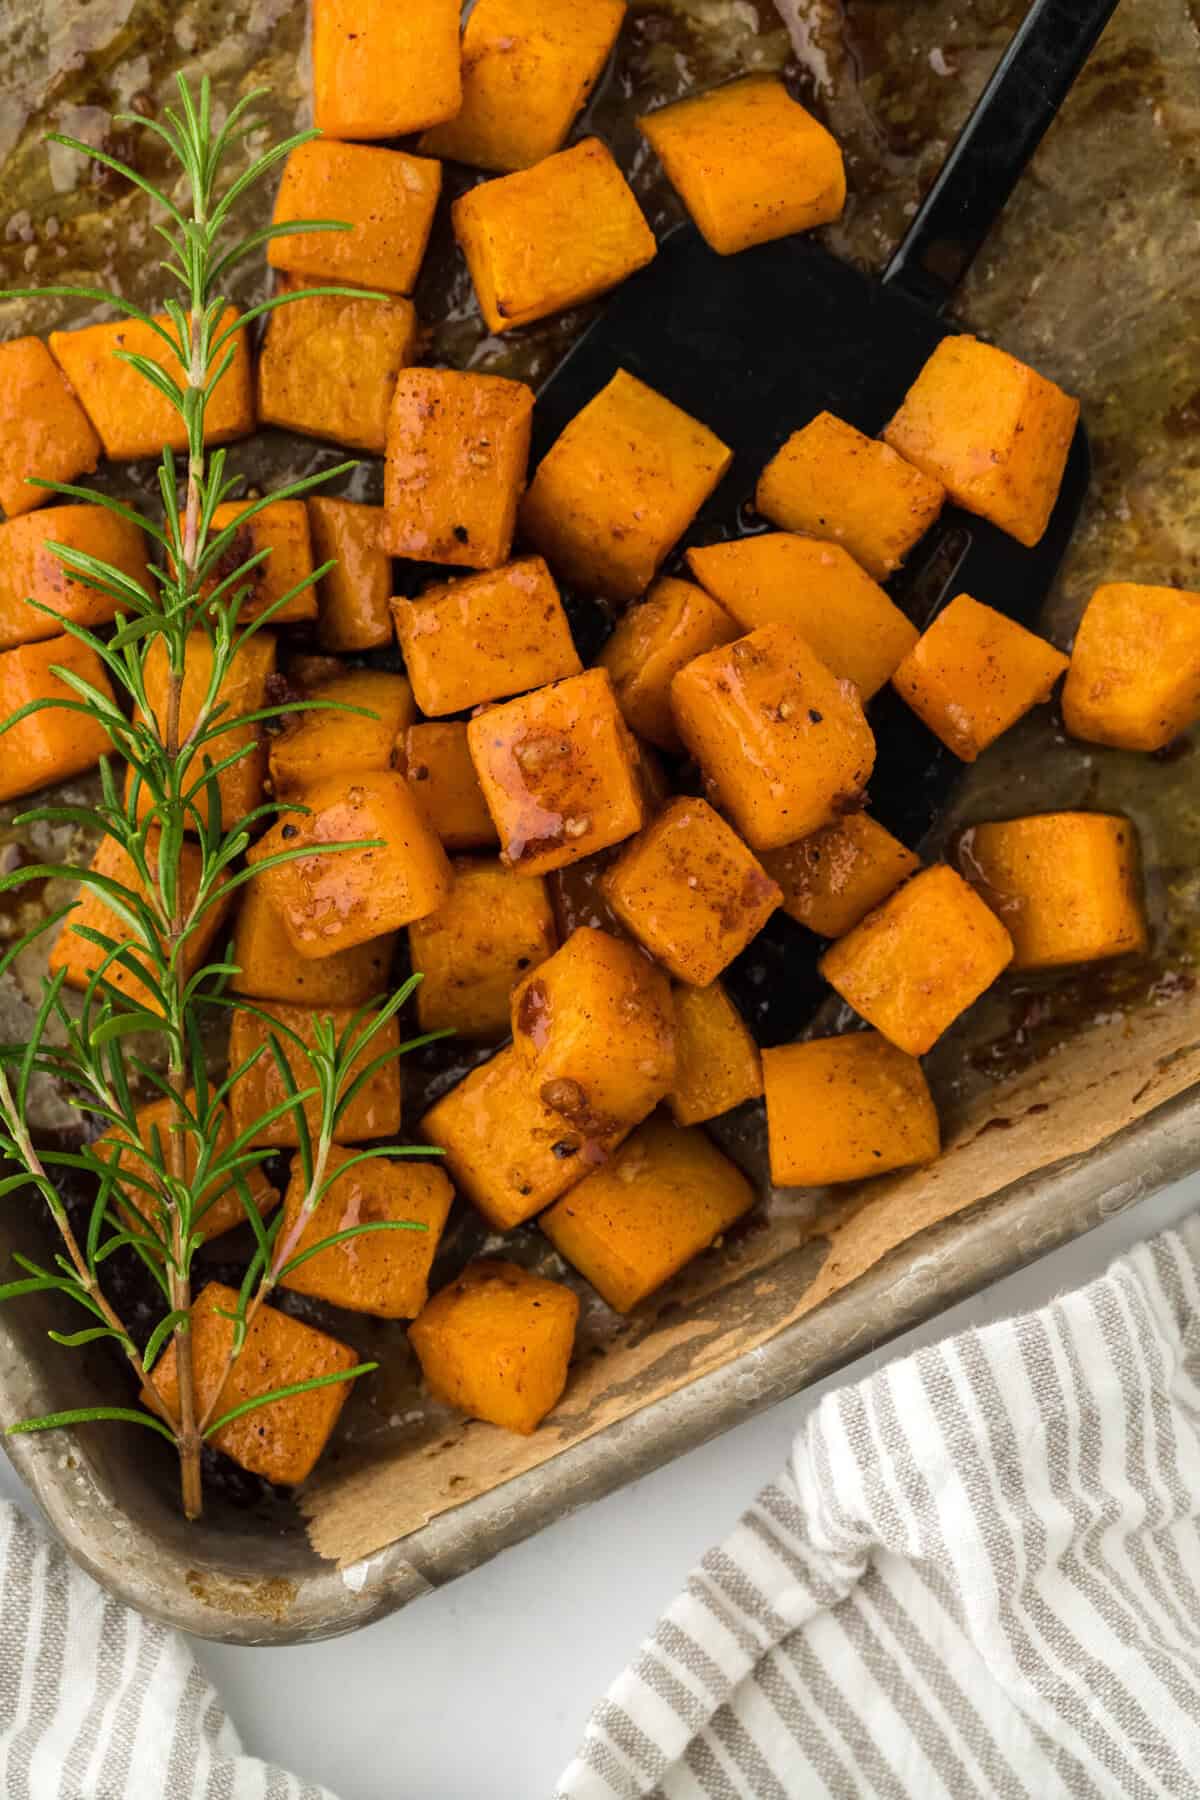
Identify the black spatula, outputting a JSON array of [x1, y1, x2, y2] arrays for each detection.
[[533, 0, 1120, 1046]]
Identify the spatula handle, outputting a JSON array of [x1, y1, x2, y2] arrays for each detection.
[[882, 0, 1119, 311]]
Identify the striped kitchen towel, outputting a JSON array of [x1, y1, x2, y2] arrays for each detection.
[[558, 1216, 1200, 1799]]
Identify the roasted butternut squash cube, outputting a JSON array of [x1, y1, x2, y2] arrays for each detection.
[[307, 499, 393, 654], [884, 335, 1079, 548], [312, 0, 461, 139], [268, 141, 441, 296], [268, 670, 414, 800], [453, 138, 656, 335], [687, 534, 917, 699], [0, 506, 151, 650], [248, 773, 453, 959], [763, 1032, 940, 1187], [755, 411, 945, 581], [521, 371, 732, 601], [511, 926, 675, 1136], [410, 1259, 579, 1435], [393, 557, 580, 716], [467, 669, 644, 875], [1062, 582, 1200, 752], [192, 500, 317, 625], [0, 635, 114, 804], [409, 857, 556, 1040], [49, 310, 253, 461], [0, 337, 100, 518], [384, 369, 534, 570], [231, 880, 397, 1006], [541, 1113, 755, 1312], [671, 624, 875, 851], [151, 1282, 358, 1486], [959, 812, 1148, 971], [598, 577, 738, 752], [637, 76, 845, 256], [279, 1144, 453, 1319], [420, 0, 626, 172], [227, 1001, 403, 1149], [404, 722, 498, 851], [133, 630, 275, 834], [604, 799, 781, 985], [892, 593, 1068, 762], [760, 813, 919, 939], [96, 1093, 277, 1246], [668, 981, 762, 1127], [821, 864, 1013, 1055], [258, 277, 418, 454]]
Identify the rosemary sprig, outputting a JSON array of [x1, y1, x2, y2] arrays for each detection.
[[0, 76, 431, 1520]]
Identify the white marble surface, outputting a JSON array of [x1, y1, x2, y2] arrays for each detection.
[[2, 1174, 1199, 1798]]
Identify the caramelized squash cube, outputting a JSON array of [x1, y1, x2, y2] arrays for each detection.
[[193, 500, 317, 625], [227, 1001, 402, 1149], [541, 1113, 755, 1312], [884, 334, 1079, 547], [404, 721, 498, 851], [384, 368, 534, 569], [279, 1144, 453, 1319], [467, 669, 644, 875], [248, 772, 453, 959], [520, 371, 733, 602], [668, 981, 762, 1127], [760, 813, 919, 938], [755, 411, 945, 580], [268, 141, 441, 296], [312, 0, 461, 139], [604, 798, 781, 985], [0, 506, 151, 650], [763, 1032, 940, 1187], [0, 635, 114, 803], [409, 1259, 579, 1435], [409, 857, 557, 1040], [892, 593, 1068, 762], [420, 0, 626, 172], [0, 337, 100, 518], [1062, 582, 1200, 752], [258, 277, 418, 454], [133, 630, 275, 834], [152, 1282, 358, 1486], [268, 669, 414, 800], [671, 623, 876, 851], [687, 534, 917, 699], [821, 864, 1013, 1055], [307, 499, 394, 654], [959, 811, 1148, 971], [231, 880, 397, 1007], [637, 76, 844, 256], [96, 1093, 277, 1245], [393, 557, 580, 715], [599, 577, 738, 752]]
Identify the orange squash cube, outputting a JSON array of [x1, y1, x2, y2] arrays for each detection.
[[467, 669, 644, 875], [409, 1259, 579, 1435], [227, 1001, 403, 1149], [668, 981, 762, 1127], [511, 926, 675, 1136], [763, 1032, 940, 1187], [248, 773, 453, 959], [409, 857, 556, 1040], [257, 277, 418, 454], [384, 369, 534, 570], [0, 635, 115, 804], [884, 335, 1079, 547], [193, 500, 317, 625], [420, 0, 626, 172], [755, 411, 945, 580], [133, 630, 276, 834], [96, 1093, 277, 1246], [393, 557, 580, 716], [687, 534, 918, 699], [598, 577, 738, 752], [520, 371, 733, 602], [760, 813, 919, 938], [404, 722, 498, 852], [959, 811, 1148, 971], [151, 1282, 358, 1486], [0, 506, 151, 650], [821, 864, 1013, 1056], [231, 880, 397, 1007], [1062, 582, 1200, 752], [278, 1145, 454, 1320], [453, 138, 656, 335], [671, 623, 876, 851], [49, 310, 253, 461], [306, 499, 394, 654], [268, 141, 441, 296], [604, 798, 781, 985], [0, 337, 100, 518], [892, 593, 1068, 762], [541, 1113, 755, 1312], [268, 670, 414, 800], [637, 76, 845, 256], [311, 0, 461, 139]]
